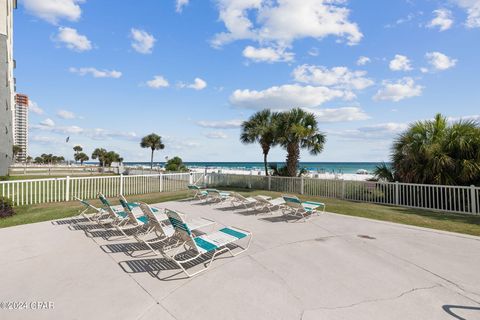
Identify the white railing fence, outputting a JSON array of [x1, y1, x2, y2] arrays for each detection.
[[207, 174, 480, 215], [0, 173, 205, 206]]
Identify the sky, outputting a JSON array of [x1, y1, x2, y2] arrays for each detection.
[[14, 0, 480, 163]]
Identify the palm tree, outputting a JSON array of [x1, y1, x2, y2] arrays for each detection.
[[75, 152, 89, 165], [140, 133, 165, 169], [373, 162, 395, 182], [12, 145, 22, 162], [240, 110, 279, 176], [73, 145, 83, 163], [276, 108, 326, 177], [91, 148, 107, 167], [389, 113, 480, 185]]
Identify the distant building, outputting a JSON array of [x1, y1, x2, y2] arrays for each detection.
[[0, 0, 16, 174], [14, 93, 28, 162]]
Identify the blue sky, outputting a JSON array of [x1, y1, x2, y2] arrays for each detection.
[[15, 0, 480, 163]]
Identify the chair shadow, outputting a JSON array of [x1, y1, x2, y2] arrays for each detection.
[[259, 215, 302, 223], [52, 217, 89, 225], [442, 305, 480, 320]]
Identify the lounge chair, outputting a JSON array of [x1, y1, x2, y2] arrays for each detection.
[[188, 185, 208, 200], [282, 195, 325, 221], [205, 189, 230, 203], [253, 195, 286, 213], [161, 209, 252, 277], [98, 193, 129, 224], [137, 204, 216, 255], [74, 197, 112, 227], [230, 192, 258, 209]]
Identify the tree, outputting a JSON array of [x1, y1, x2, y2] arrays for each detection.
[[34, 156, 44, 164], [276, 108, 326, 177], [240, 109, 279, 176], [73, 145, 83, 163], [373, 162, 395, 182], [165, 156, 188, 172], [379, 113, 480, 185], [26, 156, 33, 164], [140, 133, 165, 169], [75, 152, 89, 165], [91, 148, 107, 167], [103, 151, 122, 167], [12, 145, 22, 162]]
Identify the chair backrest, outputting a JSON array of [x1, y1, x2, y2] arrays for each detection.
[[76, 197, 100, 211], [165, 209, 198, 251], [232, 192, 247, 201], [139, 203, 165, 233], [118, 196, 140, 224], [283, 195, 302, 208], [98, 193, 111, 207], [188, 185, 200, 190]]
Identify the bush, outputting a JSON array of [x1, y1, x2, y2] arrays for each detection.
[[0, 197, 14, 218]]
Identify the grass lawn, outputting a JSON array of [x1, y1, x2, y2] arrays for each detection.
[[3, 174, 119, 181], [1, 188, 480, 237]]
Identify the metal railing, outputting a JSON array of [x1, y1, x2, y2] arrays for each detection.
[[207, 174, 480, 215], [0, 173, 204, 206]]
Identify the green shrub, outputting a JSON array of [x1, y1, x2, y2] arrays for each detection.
[[0, 197, 14, 218]]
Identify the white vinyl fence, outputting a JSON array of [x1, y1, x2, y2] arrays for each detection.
[[0, 173, 205, 206], [207, 174, 480, 215]]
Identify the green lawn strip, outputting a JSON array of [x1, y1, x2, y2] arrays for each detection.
[[5, 174, 119, 180], [0, 190, 190, 229]]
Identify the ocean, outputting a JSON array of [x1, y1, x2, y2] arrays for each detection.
[[122, 162, 384, 174]]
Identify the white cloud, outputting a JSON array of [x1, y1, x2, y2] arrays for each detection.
[[359, 123, 409, 133], [357, 56, 371, 66], [176, 0, 189, 12], [69, 67, 122, 78], [230, 84, 350, 110], [306, 107, 370, 122], [374, 77, 423, 102], [130, 28, 156, 54], [196, 119, 243, 129], [242, 46, 294, 63], [28, 100, 44, 115], [204, 131, 228, 139], [146, 75, 170, 89], [178, 78, 207, 90], [425, 51, 457, 71], [212, 0, 362, 49], [22, 0, 84, 24], [30, 136, 60, 144], [54, 27, 92, 52], [389, 54, 413, 71], [428, 9, 454, 31], [308, 48, 319, 57], [447, 114, 480, 122], [292, 65, 374, 90], [452, 0, 480, 28], [330, 122, 409, 140], [57, 110, 76, 119], [40, 118, 55, 127]]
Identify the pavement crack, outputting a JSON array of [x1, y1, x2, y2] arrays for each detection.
[[310, 285, 440, 311]]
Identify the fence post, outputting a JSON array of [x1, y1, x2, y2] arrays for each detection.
[[395, 181, 399, 205], [300, 176, 304, 195], [160, 173, 163, 192], [189, 173, 193, 185], [341, 180, 346, 199], [119, 174, 124, 195], [471, 185, 477, 214], [268, 175, 271, 191], [248, 171, 252, 189], [65, 176, 70, 201]]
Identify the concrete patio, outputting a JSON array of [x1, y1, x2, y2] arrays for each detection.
[[0, 198, 479, 320]]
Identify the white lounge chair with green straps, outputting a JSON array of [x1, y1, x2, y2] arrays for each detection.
[[187, 185, 208, 200], [74, 197, 112, 227], [230, 192, 258, 210], [162, 209, 252, 277], [205, 189, 231, 203], [253, 195, 286, 213], [282, 195, 325, 221], [136, 203, 216, 255]]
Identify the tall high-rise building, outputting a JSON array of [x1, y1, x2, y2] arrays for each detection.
[[0, 0, 16, 175], [14, 93, 28, 162]]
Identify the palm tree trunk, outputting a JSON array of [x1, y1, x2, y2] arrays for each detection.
[[150, 149, 154, 170], [286, 142, 300, 177], [262, 144, 270, 176]]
